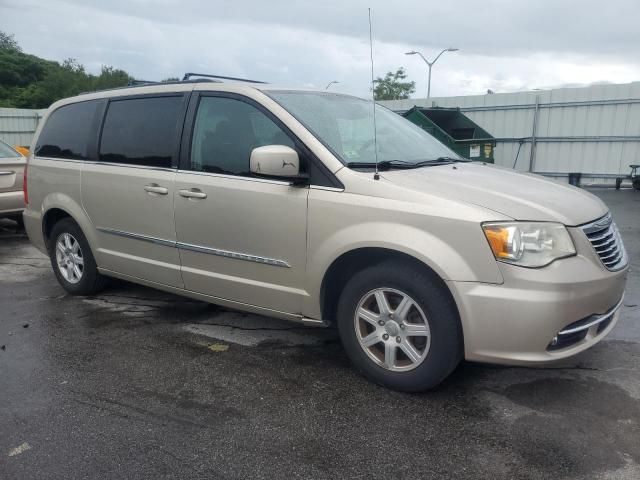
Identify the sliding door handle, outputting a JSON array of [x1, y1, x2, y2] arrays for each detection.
[[144, 184, 168, 195], [179, 188, 207, 199]]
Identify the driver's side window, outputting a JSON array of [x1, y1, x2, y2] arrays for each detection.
[[190, 96, 295, 176]]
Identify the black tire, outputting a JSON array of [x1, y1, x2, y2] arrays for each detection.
[[48, 218, 107, 295], [633, 180, 640, 191], [336, 260, 463, 392]]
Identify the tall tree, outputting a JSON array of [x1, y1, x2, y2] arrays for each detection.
[[373, 67, 415, 101], [0, 32, 20, 51]]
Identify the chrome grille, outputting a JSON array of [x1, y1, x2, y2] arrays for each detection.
[[581, 213, 628, 271]]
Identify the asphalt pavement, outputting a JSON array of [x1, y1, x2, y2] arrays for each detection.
[[1, 188, 639, 479]]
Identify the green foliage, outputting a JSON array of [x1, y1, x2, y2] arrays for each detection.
[[0, 32, 135, 108], [373, 67, 415, 101], [0, 32, 20, 51]]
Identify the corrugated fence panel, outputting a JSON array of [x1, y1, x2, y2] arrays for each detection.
[[381, 81, 640, 182], [0, 108, 45, 148]]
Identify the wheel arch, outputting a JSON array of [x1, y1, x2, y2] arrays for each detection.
[[42, 208, 73, 245], [41, 194, 97, 253], [319, 247, 460, 327]]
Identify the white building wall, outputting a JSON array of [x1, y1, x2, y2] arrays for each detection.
[[381, 81, 640, 184]]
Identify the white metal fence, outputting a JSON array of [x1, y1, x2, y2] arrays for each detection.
[[381, 81, 640, 184], [0, 107, 45, 148]]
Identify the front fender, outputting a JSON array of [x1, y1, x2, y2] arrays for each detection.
[[304, 187, 505, 319], [311, 219, 503, 281], [303, 220, 503, 320]]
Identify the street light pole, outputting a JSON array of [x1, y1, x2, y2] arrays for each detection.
[[325, 80, 339, 90], [405, 47, 459, 99]]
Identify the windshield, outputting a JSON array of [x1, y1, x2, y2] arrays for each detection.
[[0, 140, 21, 159], [267, 91, 459, 165]]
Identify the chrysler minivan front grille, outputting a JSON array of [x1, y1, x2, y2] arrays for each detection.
[[581, 213, 628, 271]]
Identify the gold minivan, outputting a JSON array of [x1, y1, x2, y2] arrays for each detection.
[[24, 79, 628, 391]]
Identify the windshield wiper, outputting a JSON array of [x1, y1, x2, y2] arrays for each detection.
[[420, 156, 469, 164], [406, 157, 470, 168], [345, 160, 416, 170], [345, 157, 469, 171]]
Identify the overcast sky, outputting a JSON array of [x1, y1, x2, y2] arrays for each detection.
[[2, 0, 640, 98]]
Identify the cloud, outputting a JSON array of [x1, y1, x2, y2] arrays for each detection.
[[3, 0, 640, 97]]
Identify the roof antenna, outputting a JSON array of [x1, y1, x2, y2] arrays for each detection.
[[368, 8, 380, 180]]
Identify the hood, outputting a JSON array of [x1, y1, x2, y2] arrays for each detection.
[[380, 162, 607, 226]]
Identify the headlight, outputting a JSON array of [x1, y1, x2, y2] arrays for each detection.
[[482, 222, 576, 267]]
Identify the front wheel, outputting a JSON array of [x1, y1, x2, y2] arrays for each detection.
[[48, 218, 107, 295], [337, 261, 463, 392]]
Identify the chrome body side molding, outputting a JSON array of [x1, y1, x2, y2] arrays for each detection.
[[177, 241, 290, 268], [97, 227, 291, 268], [96, 227, 176, 248]]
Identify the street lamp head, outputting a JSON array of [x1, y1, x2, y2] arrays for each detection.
[[405, 47, 457, 99]]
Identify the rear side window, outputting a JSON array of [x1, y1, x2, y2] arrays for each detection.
[[99, 96, 183, 168], [35, 101, 99, 160]]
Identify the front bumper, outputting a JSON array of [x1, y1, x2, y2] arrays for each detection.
[[448, 246, 628, 365]]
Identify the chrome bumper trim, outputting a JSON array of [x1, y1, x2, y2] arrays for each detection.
[[558, 296, 624, 335]]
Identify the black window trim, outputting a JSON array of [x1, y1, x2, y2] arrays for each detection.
[[96, 92, 191, 170], [179, 91, 343, 189]]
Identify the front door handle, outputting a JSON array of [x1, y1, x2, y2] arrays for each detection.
[[144, 183, 168, 195], [179, 188, 207, 200]]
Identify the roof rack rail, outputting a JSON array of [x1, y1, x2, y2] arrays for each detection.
[[79, 78, 218, 96], [182, 72, 268, 84], [127, 79, 159, 86]]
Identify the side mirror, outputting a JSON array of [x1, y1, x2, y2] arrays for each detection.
[[250, 145, 302, 179]]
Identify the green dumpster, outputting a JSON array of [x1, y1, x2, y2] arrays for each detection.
[[402, 106, 496, 163]]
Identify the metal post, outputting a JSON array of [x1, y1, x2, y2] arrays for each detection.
[[427, 64, 433, 99], [528, 95, 540, 172]]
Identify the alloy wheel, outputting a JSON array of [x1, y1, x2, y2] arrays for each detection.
[[353, 288, 431, 372], [55, 233, 84, 284]]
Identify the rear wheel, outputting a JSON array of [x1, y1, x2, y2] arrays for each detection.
[[336, 260, 462, 391], [48, 218, 107, 295]]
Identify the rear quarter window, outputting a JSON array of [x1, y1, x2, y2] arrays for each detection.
[[35, 101, 99, 160]]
